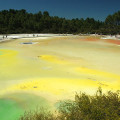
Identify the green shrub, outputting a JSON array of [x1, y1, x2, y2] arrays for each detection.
[[20, 88, 120, 120], [58, 87, 120, 120], [19, 108, 57, 120]]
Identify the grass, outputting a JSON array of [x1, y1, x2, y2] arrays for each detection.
[[19, 87, 120, 120]]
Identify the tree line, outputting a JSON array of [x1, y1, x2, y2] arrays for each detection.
[[0, 9, 120, 35]]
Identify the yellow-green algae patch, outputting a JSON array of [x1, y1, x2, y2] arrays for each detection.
[[39, 55, 69, 64], [0, 78, 99, 101], [0, 49, 18, 66], [0, 51, 3, 55], [0, 49, 18, 57], [1, 77, 120, 100], [76, 67, 120, 80]]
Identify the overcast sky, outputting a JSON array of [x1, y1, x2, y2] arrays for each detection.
[[0, 0, 120, 21]]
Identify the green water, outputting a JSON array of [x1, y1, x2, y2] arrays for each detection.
[[0, 99, 23, 120], [0, 93, 51, 120]]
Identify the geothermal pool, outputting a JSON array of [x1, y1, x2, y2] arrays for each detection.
[[0, 35, 120, 120]]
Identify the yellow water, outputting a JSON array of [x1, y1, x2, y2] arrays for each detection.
[[0, 36, 120, 105]]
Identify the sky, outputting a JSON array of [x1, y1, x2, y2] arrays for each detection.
[[0, 0, 120, 21]]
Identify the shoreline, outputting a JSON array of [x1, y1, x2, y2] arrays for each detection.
[[0, 33, 73, 43]]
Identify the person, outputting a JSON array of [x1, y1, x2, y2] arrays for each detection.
[[3, 36, 4, 39]]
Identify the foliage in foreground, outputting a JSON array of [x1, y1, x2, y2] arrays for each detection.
[[20, 88, 120, 120], [20, 108, 57, 120]]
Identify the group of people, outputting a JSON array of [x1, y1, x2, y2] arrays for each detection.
[[33, 34, 39, 37], [3, 35, 7, 39]]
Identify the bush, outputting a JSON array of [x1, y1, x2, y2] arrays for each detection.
[[19, 108, 57, 120], [19, 88, 120, 120]]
